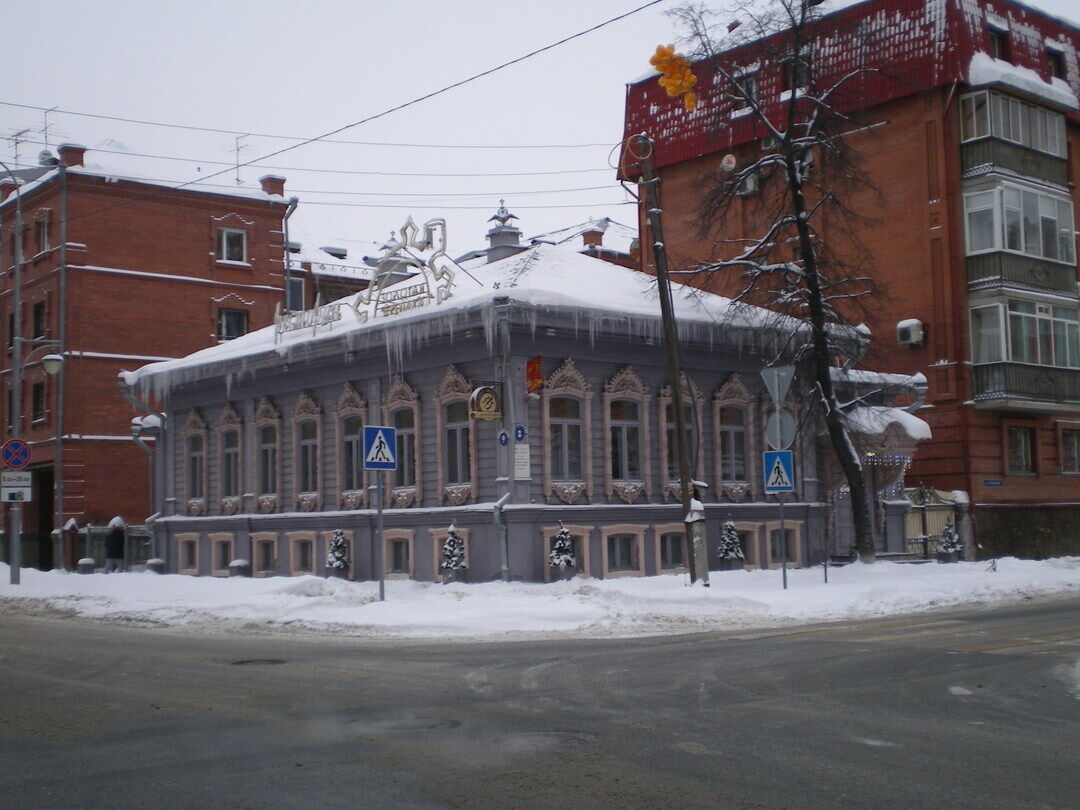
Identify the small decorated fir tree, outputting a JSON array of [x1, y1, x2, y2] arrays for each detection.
[[937, 522, 963, 554], [326, 528, 350, 573], [440, 523, 467, 571], [718, 520, 746, 560], [548, 523, 576, 569]]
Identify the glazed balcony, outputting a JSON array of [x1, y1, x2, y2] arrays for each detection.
[[973, 362, 1080, 412]]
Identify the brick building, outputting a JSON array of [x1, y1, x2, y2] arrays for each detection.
[[622, 0, 1080, 555], [0, 144, 293, 568]]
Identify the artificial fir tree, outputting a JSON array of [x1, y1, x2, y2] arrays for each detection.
[[440, 522, 467, 578], [937, 522, 963, 556], [325, 528, 350, 577], [717, 520, 745, 567], [548, 523, 576, 571]]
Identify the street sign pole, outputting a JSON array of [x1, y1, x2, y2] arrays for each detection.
[[777, 408, 787, 591], [376, 474, 385, 602], [363, 425, 397, 602], [761, 366, 795, 592]]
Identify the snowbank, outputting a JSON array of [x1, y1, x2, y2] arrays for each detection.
[[968, 51, 1079, 110], [2, 558, 1078, 641]]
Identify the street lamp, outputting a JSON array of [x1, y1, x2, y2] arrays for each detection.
[[1, 158, 65, 585]]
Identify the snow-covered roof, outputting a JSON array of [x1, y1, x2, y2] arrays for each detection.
[[0, 151, 288, 213], [844, 406, 931, 441], [122, 243, 787, 391], [285, 239, 380, 282], [967, 51, 1079, 110], [528, 217, 637, 255], [831, 368, 927, 389]]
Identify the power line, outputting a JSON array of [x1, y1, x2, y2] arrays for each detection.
[[4, 138, 615, 177], [0, 99, 617, 150], [48, 0, 665, 228], [300, 200, 637, 210]]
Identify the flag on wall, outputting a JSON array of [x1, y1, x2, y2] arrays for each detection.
[[526, 356, 543, 395]]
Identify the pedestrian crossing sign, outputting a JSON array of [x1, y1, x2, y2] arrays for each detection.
[[363, 426, 398, 470], [763, 451, 795, 493]]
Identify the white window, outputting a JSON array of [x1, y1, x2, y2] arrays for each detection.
[[187, 435, 204, 499], [964, 184, 1075, 264], [341, 415, 363, 492], [970, 305, 1005, 364], [960, 91, 1066, 158], [607, 534, 637, 571], [216, 228, 247, 263], [1008, 301, 1079, 368], [718, 406, 747, 481]]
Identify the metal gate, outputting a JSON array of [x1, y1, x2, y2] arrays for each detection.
[[904, 486, 961, 559]]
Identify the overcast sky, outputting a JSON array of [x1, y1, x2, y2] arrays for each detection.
[[1, 0, 1076, 258]]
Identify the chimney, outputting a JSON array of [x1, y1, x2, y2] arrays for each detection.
[[57, 143, 87, 167], [259, 174, 286, 196], [485, 199, 525, 263], [0, 177, 19, 202], [582, 217, 608, 248]]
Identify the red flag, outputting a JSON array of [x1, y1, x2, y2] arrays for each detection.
[[526, 356, 543, 394]]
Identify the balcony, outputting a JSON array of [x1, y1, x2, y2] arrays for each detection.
[[961, 138, 1068, 187], [973, 362, 1080, 411], [967, 252, 1078, 296]]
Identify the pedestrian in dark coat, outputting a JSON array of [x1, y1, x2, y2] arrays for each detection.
[[104, 517, 125, 573]]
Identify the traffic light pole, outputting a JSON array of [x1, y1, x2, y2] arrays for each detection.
[[635, 135, 707, 586]]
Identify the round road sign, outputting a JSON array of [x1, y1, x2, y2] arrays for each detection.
[[2, 439, 31, 469]]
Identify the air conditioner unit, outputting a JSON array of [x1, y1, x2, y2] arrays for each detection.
[[736, 172, 759, 196], [897, 318, 925, 347]]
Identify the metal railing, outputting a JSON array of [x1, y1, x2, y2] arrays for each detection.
[[973, 363, 1080, 407]]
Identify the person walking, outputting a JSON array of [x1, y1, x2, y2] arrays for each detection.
[[104, 517, 125, 573]]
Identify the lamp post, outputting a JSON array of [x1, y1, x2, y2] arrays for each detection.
[[1, 158, 64, 585]]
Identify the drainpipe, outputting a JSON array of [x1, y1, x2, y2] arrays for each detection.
[[494, 296, 515, 581], [282, 196, 299, 309], [54, 160, 68, 567], [493, 492, 511, 581]]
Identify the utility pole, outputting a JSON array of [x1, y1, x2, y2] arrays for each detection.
[[634, 134, 708, 586], [2, 160, 24, 585]]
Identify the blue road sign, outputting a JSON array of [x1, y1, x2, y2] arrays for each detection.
[[363, 426, 398, 470], [2, 439, 31, 470], [763, 451, 795, 494]]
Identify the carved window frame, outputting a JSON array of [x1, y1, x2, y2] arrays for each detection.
[[658, 373, 705, 502], [382, 376, 422, 508], [214, 403, 242, 515], [602, 366, 651, 504], [542, 359, 593, 505], [292, 392, 322, 512], [250, 530, 279, 577], [334, 384, 366, 510], [254, 397, 282, 514], [714, 374, 758, 503], [599, 523, 647, 578], [181, 410, 208, 516], [435, 366, 478, 506]]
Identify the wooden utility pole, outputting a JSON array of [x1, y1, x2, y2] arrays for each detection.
[[635, 134, 708, 586]]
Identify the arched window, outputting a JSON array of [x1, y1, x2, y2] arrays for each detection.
[[609, 400, 641, 481], [602, 366, 650, 503], [258, 425, 278, 495], [221, 430, 240, 497], [550, 397, 583, 480], [664, 401, 696, 481], [542, 359, 592, 504], [181, 410, 207, 515], [659, 374, 704, 501], [292, 392, 322, 511], [714, 375, 757, 502], [334, 384, 366, 509]]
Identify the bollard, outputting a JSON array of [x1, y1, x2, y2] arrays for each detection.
[[228, 559, 251, 577], [77, 557, 95, 575], [145, 558, 166, 575]]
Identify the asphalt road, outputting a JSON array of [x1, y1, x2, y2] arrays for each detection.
[[1, 598, 1078, 809]]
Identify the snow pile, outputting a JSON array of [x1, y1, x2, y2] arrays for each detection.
[[844, 406, 932, 440], [2, 557, 1077, 640], [968, 51, 1079, 110]]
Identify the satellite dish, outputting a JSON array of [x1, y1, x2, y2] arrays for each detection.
[[720, 154, 737, 172]]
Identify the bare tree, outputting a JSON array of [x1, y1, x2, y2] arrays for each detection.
[[664, 0, 890, 562]]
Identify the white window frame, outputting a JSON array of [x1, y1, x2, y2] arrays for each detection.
[[216, 308, 248, 342], [970, 304, 1006, 365], [963, 182, 1075, 265], [959, 90, 1066, 158], [286, 275, 305, 311], [216, 227, 248, 264]]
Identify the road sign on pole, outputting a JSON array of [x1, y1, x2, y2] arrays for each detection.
[[760, 365, 795, 406], [1, 439, 31, 469], [763, 451, 796, 493], [363, 426, 397, 471], [764, 410, 797, 450], [1, 470, 32, 502]]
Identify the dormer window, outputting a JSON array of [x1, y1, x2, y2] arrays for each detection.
[[1047, 48, 1066, 80]]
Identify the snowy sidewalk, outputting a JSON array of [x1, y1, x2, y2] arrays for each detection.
[[1, 558, 1078, 641]]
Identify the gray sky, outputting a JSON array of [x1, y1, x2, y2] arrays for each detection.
[[1, 0, 1076, 257]]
